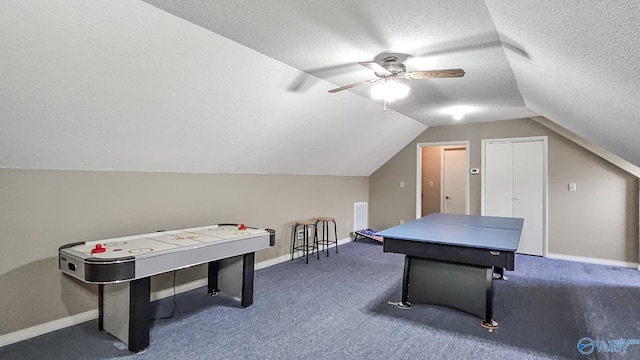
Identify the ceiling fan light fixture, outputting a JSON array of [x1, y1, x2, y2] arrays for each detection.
[[370, 81, 410, 102]]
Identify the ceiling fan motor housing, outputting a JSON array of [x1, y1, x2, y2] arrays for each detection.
[[378, 56, 406, 77]]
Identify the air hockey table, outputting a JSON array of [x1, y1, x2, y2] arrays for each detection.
[[376, 213, 523, 330], [59, 223, 275, 352]]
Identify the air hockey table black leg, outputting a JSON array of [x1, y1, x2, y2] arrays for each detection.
[[98, 285, 104, 332], [240, 252, 255, 308], [128, 277, 151, 353], [207, 253, 255, 308], [207, 260, 220, 296], [98, 280, 151, 353]]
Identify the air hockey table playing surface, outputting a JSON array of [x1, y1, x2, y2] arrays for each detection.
[[59, 224, 274, 283]]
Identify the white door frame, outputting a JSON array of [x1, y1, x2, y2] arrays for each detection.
[[481, 136, 549, 256], [416, 141, 470, 219]]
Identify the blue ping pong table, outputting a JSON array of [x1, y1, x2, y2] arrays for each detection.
[[376, 213, 523, 330]]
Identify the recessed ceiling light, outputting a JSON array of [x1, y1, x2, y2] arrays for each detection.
[[444, 105, 475, 120]]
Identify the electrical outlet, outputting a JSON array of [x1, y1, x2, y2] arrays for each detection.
[[400, 220, 404, 225], [297, 229, 304, 240], [346, 221, 350, 229]]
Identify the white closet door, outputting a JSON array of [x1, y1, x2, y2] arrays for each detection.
[[484, 142, 514, 217], [513, 141, 544, 256], [484, 139, 545, 256]]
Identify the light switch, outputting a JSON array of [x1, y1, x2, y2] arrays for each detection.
[[400, 181, 405, 188], [569, 182, 577, 192]]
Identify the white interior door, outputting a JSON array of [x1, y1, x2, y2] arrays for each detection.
[[421, 148, 430, 217], [513, 141, 544, 256], [484, 143, 514, 217], [442, 148, 466, 214]]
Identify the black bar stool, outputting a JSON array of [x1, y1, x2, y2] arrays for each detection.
[[315, 217, 338, 257], [291, 220, 318, 264]]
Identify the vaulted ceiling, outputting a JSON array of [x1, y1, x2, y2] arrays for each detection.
[[1, 1, 638, 175]]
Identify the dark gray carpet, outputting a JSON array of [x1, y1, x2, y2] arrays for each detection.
[[1, 241, 639, 360]]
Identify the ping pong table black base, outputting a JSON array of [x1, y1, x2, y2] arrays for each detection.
[[396, 256, 498, 329], [384, 237, 516, 330]]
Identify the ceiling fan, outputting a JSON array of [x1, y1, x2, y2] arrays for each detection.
[[328, 55, 465, 94]]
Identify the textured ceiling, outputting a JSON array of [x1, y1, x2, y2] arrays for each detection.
[[1, 0, 639, 175], [143, 0, 537, 125], [144, 0, 640, 167], [484, 0, 640, 167]]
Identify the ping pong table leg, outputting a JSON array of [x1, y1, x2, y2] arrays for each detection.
[[493, 267, 508, 280], [398, 256, 412, 309], [481, 268, 499, 331]]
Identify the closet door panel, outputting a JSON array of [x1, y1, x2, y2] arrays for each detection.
[[484, 142, 514, 217], [513, 141, 544, 256]]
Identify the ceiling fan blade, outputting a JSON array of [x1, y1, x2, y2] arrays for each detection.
[[358, 61, 391, 76], [328, 79, 380, 93], [404, 68, 466, 79]]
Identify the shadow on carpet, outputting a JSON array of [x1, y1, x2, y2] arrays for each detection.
[[364, 275, 605, 359]]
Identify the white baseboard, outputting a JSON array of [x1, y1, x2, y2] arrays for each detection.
[[0, 310, 98, 348], [0, 237, 353, 348], [284, 236, 352, 264], [546, 252, 639, 269]]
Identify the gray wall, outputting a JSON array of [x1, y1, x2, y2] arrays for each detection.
[[2, 118, 638, 338], [0, 169, 367, 335], [370, 118, 639, 263]]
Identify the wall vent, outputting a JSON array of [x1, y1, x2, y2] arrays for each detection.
[[353, 202, 368, 231]]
